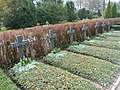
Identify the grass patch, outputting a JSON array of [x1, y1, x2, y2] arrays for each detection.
[[9, 61, 97, 90], [0, 68, 19, 90], [68, 45, 120, 65], [83, 40, 120, 50], [44, 51, 119, 86]]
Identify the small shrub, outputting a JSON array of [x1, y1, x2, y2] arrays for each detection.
[[72, 41, 79, 46], [52, 48, 61, 54]]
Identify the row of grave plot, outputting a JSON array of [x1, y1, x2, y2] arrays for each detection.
[[81, 31, 120, 50], [8, 60, 97, 90], [0, 18, 120, 68], [83, 40, 120, 50], [0, 68, 19, 90], [44, 51, 119, 89], [94, 34, 120, 41], [68, 44, 120, 65], [103, 31, 120, 37]]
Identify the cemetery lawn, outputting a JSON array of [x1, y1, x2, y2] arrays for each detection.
[[68, 45, 120, 65], [9, 61, 97, 90], [83, 40, 120, 50], [44, 51, 119, 86], [0, 68, 19, 90]]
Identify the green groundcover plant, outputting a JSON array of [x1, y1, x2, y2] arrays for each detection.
[[44, 51, 119, 86], [105, 31, 120, 37], [95, 35, 120, 41], [83, 40, 120, 50], [68, 45, 120, 65], [9, 61, 97, 90], [0, 68, 19, 90]]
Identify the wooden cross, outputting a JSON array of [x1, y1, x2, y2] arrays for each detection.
[[95, 22, 99, 35], [67, 26, 75, 44], [11, 35, 28, 59], [82, 24, 87, 40], [108, 21, 111, 32], [101, 22, 105, 33], [47, 30, 56, 50]]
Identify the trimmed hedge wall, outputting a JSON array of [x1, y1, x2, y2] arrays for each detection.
[[68, 45, 120, 64], [44, 51, 119, 86], [0, 18, 120, 67], [9, 61, 97, 90]]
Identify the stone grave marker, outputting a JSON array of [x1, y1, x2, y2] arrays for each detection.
[[82, 24, 87, 40], [101, 22, 105, 33], [67, 26, 75, 44], [11, 35, 28, 59], [108, 21, 111, 32], [95, 22, 99, 35], [47, 30, 56, 50]]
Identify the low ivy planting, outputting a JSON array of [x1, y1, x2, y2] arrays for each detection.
[[83, 40, 120, 50], [95, 36, 120, 41], [105, 31, 120, 37], [111, 25, 120, 30], [44, 51, 119, 86], [68, 45, 120, 64], [0, 68, 19, 90], [9, 61, 97, 90]]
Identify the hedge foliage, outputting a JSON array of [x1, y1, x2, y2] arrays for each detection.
[[0, 68, 19, 90], [68, 45, 120, 64], [0, 18, 120, 67], [9, 61, 97, 90], [44, 51, 119, 86], [83, 40, 120, 50]]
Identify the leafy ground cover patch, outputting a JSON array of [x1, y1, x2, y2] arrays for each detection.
[[83, 40, 120, 50], [68, 45, 120, 64], [105, 31, 120, 37], [44, 51, 119, 86], [95, 36, 120, 41], [9, 61, 97, 90], [0, 68, 19, 90]]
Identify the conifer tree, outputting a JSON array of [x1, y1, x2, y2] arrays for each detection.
[[105, 0, 112, 18], [112, 3, 117, 18]]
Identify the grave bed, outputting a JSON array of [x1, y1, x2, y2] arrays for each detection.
[[94, 35, 120, 41], [68, 45, 120, 65], [0, 68, 19, 90], [9, 61, 97, 90], [105, 31, 120, 37], [44, 51, 119, 86], [83, 40, 120, 50]]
